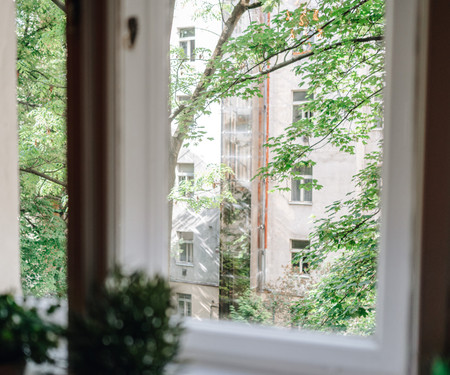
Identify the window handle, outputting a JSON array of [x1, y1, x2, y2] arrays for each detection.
[[127, 16, 138, 48]]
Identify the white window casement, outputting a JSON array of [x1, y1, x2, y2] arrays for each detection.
[[178, 293, 192, 317], [117, 0, 425, 373], [292, 91, 314, 123], [290, 239, 310, 275], [291, 165, 313, 203], [179, 27, 195, 62], [177, 231, 194, 265], [62, 0, 447, 374], [177, 163, 194, 186], [177, 163, 194, 197]]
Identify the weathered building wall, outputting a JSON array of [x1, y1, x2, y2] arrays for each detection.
[[170, 281, 219, 320]]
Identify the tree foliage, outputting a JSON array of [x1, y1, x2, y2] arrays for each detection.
[[17, 0, 67, 296], [169, 164, 237, 212]]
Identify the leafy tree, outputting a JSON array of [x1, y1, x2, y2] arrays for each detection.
[[169, 164, 237, 212], [16, 0, 67, 296], [292, 153, 380, 333], [171, 0, 384, 332], [230, 289, 272, 325]]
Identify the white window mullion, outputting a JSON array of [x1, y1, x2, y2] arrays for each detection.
[[119, 0, 171, 275]]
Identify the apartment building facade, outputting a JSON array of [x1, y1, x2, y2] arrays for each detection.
[[170, 0, 381, 321]]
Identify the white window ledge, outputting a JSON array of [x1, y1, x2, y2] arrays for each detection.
[[288, 201, 313, 206]]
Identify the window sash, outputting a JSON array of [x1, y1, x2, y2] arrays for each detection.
[[178, 293, 192, 317], [291, 252, 309, 274], [291, 166, 312, 203], [179, 27, 195, 61], [114, 0, 424, 373], [179, 241, 193, 264], [291, 240, 310, 274], [292, 91, 314, 123]]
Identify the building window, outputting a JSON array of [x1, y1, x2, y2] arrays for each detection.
[[292, 91, 314, 123], [374, 96, 384, 129], [178, 293, 192, 317], [177, 94, 191, 104], [291, 239, 310, 274], [179, 27, 195, 61], [177, 231, 194, 264], [177, 163, 194, 185], [291, 165, 313, 203]]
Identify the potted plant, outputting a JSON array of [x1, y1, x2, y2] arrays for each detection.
[[68, 269, 183, 375], [0, 294, 61, 374]]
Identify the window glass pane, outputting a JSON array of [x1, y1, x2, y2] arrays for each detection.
[[190, 39, 195, 61], [169, 0, 383, 336], [178, 163, 194, 174], [291, 252, 300, 271], [177, 95, 191, 103], [293, 91, 309, 102], [291, 240, 309, 249], [291, 179, 301, 201], [179, 28, 195, 38], [303, 179, 313, 202], [17, 1, 68, 297], [293, 104, 302, 122]]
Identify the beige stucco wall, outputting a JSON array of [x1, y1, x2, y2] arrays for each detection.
[[256, 58, 380, 286], [0, 2, 22, 294], [171, 281, 219, 320]]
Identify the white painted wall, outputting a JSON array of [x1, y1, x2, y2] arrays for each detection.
[[0, 1, 22, 294]]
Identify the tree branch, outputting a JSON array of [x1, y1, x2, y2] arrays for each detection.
[[50, 0, 66, 13], [338, 209, 380, 242], [241, 35, 383, 84], [20, 167, 67, 188], [18, 100, 40, 108], [197, 35, 383, 126], [247, 2, 263, 9], [169, 0, 253, 125], [170, 0, 378, 126]]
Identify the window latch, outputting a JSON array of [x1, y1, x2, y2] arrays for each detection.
[[127, 16, 138, 48]]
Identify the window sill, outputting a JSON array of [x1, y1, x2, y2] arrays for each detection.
[[179, 318, 387, 375], [288, 201, 312, 206], [292, 273, 310, 279], [176, 262, 194, 267]]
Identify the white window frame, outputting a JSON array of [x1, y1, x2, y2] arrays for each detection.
[[177, 231, 194, 265], [177, 163, 194, 186], [178, 293, 192, 317], [179, 27, 195, 62], [292, 90, 314, 122], [290, 239, 310, 275], [119, 0, 424, 374], [290, 165, 313, 203]]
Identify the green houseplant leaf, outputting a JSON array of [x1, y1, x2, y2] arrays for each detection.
[[0, 294, 61, 365], [68, 269, 184, 375]]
